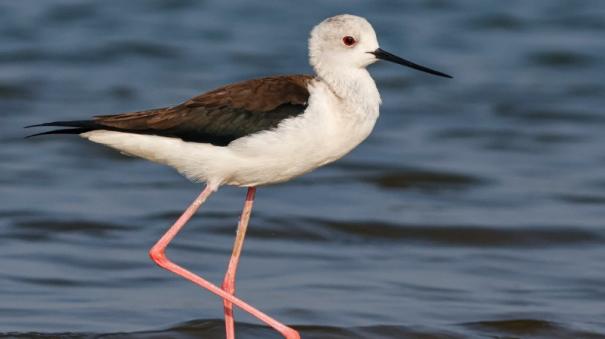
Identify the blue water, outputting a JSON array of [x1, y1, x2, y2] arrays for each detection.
[[1, 1, 605, 338]]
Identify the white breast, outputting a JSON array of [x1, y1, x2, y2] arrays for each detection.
[[218, 79, 379, 186]]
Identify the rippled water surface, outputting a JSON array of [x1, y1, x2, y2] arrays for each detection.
[[2, 1, 605, 338]]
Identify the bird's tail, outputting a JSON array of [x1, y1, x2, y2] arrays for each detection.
[[24, 120, 99, 138]]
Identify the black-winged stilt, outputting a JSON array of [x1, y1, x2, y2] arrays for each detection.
[[27, 14, 451, 339]]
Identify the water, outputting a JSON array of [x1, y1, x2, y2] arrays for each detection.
[[2, 1, 605, 338]]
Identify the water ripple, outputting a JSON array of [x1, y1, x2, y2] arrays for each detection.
[[2, 0, 605, 336], [301, 219, 604, 247], [3, 318, 604, 339]]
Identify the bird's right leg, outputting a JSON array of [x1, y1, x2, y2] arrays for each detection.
[[222, 187, 256, 339], [148, 185, 300, 339]]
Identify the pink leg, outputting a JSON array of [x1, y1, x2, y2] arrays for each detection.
[[222, 187, 256, 339], [149, 185, 299, 339]]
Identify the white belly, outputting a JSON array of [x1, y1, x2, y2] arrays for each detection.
[[224, 110, 375, 186]]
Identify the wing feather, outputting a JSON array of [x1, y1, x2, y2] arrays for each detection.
[[28, 75, 313, 146]]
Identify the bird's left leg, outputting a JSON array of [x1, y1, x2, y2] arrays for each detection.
[[222, 187, 256, 339]]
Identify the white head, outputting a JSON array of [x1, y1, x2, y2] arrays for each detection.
[[309, 15, 379, 71], [309, 14, 452, 78]]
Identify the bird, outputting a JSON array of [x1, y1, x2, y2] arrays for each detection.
[[26, 14, 451, 339]]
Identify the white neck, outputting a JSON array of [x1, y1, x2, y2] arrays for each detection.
[[314, 64, 381, 121]]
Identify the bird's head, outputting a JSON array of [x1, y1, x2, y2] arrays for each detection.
[[309, 14, 451, 78]]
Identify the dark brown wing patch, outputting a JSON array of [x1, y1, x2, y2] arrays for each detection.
[[184, 74, 311, 112], [27, 75, 314, 145], [93, 75, 313, 145]]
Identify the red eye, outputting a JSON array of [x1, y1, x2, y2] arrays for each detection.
[[342, 36, 356, 46]]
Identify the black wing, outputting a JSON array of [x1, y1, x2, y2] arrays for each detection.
[[27, 75, 313, 146]]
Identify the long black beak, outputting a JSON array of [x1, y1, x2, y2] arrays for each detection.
[[370, 48, 452, 79]]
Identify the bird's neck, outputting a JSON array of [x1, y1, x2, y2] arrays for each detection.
[[314, 66, 381, 119]]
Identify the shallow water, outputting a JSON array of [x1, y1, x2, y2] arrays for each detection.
[[2, 1, 605, 338]]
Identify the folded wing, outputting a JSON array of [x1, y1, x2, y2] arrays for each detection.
[[27, 75, 313, 146]]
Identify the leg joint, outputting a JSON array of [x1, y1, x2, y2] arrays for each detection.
[[149, 246, 170, 267]]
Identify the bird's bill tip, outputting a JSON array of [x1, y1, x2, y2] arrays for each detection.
[[370, 48, 452, 79]]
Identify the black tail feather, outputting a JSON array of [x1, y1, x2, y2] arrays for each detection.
[[25, 120, 99, 138], [25, 127, 94, 138], [25, 120, 98, 129]]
